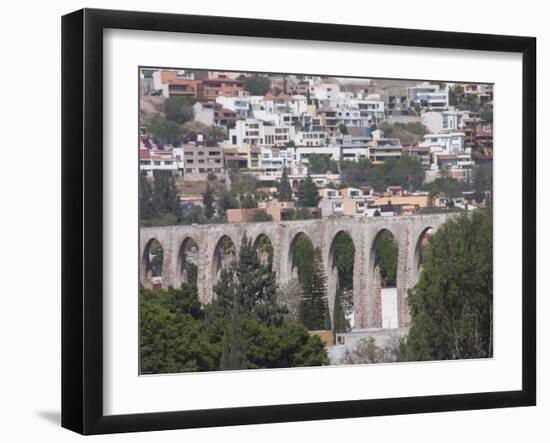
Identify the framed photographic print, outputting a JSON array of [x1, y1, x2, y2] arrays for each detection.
[[61, 8, 536, 435]]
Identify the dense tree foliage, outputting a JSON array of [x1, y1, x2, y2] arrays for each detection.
[[297, 173, 321, 207], [241, 74, 272, 96], [203, 182, 215, 219], [406, 210, 493, 361], [147, 114, 183, 146], [139, 170, 182, 225], [340, 154, 424, 191], [277, 167, 293, 201], [473, 163, 493, 204], [332, 287, 348, 333], [139, 171, 155, 220], [422, 175, 471, 202], [299, 247, 331, 330], [333, 233, 355, 291], [375, 231, 398, 287], [140, 236, 329, 374], [164, 96, 195, 124], [308, 154, 339, 174], [140, 284, 220, 374], [152, 170, 182, 220]]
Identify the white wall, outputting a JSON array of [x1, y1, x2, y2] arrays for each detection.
[[0, 1, 546, 442]]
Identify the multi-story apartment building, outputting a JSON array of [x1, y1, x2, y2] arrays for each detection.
[[348, 98, 385, 124], [182, 144, 224, 179], [294, 130, 328, 147], [318, 108, 339, 135], [263, 93, 308, 115], [422, 108, 468, 133], [139, 149, 183, 176], [420, 132, 466, 154], [407, 82, 449, 110], [227, 119, 296, 148], [368, 138, 402, 163], [154, 70, 201, 98], [215, 96, 250, 118], [199, 76, 245, 100]]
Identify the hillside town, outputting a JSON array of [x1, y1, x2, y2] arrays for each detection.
[[139, 69, 493, 225]]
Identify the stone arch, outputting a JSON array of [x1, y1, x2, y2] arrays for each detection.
[[253, 233, 274, 267], [212, 235, 237, 280], [141, 237, 164, 289], [176, 237, 200, 286]]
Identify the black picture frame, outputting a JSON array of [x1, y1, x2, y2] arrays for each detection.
[[62, 8, 536, 435]]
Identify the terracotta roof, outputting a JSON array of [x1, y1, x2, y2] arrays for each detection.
[[264, 92, 276, 100]]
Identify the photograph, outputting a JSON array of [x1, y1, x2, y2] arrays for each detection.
[[138, 68, 494, 375]]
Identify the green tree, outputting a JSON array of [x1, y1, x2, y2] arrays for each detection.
[[406, 210, 493, 361], [203, 182, 215, 219], [164, 96, 195, 124], [297, 173, 321, 207], [220, 304, 248, 370], [242, 74, 272, 95], [219, 190, 240, 218], [334, 233, 355, 291], [147, 114, 183, 146], [332, 286, 348, 333], [375, 231, 398, 287], [152, 170, 182, 220], [212, 235, 281, 326], [299, 247, 329, 330], [140, 285, 220, 374], [278, 167, 293, 201], [139, 171, 156, 220], [473, 163, 493, 204], [338, 123, 348, 135], [308, 154, 339, 174], [240, 193, 257, 209]]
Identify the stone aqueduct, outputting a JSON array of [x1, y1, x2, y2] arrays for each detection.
[[140, 214, 453, 329]]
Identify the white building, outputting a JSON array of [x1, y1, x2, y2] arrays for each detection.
[[309, 82, 341, 101], [349, 98, 385, 124], [227, 119, 296, 148], [294, 130, 328, 147], [215, 96, 250, 118], [407, 82, 449, 110], [422, 109, 467, 133], [420, 132, 466, 155]]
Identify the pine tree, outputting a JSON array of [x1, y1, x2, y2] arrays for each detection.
[[332, 286, 348, 333], [139, 171, 156, 220], [299, 247, 328, 330], [152, 170, 181, 220], [213, 235, 281, 326], [278, 167, 293, 201], [203, 182, 215, 219], [297, 172, 321, 208], [220, 304, 248, 370]]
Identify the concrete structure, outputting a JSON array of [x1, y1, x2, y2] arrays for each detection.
[[407, 82, 449, 110], [140, 214, 453, 329], [182, 144, 224, 179]]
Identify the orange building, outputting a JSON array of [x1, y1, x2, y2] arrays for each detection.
[[160, 71, 201, 98], [200, 77, 244, 100]]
